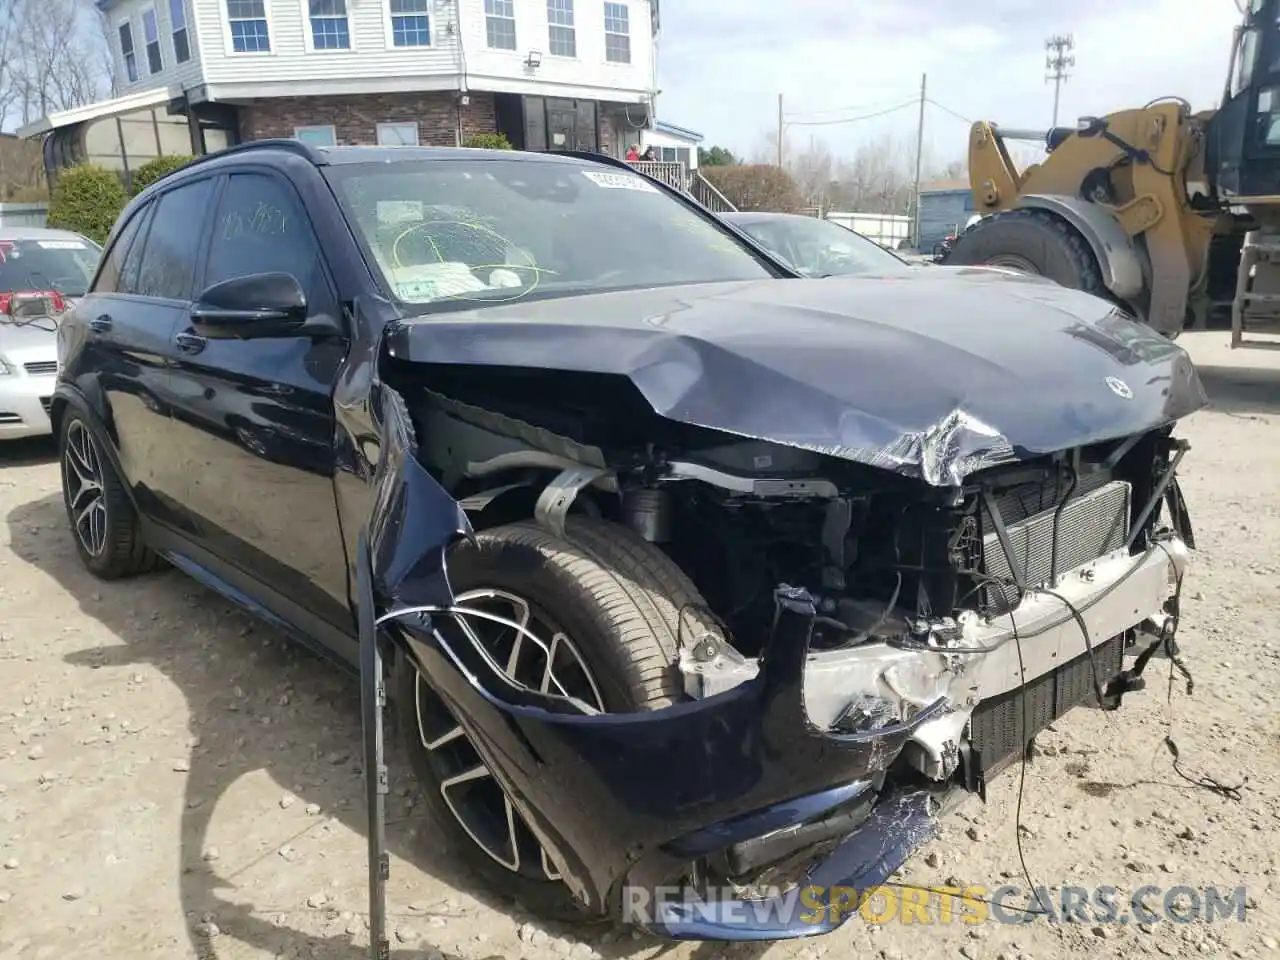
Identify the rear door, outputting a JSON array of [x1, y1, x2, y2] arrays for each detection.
[[67, 178, 214, 532], [166, 168, 355, 653]]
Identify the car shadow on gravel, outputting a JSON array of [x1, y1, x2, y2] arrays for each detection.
[[7, 491, 760, 960], [1196, 362, 1280, 417], [0, 436, 57, 467]]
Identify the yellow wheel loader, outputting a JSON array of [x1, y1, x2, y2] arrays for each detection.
[[943, 0, 1280, 346]]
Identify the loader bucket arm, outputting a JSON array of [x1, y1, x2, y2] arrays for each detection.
[[968, 121, 1022, 214]]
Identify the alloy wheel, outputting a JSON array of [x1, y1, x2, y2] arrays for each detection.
[[63, 420, 108, 557], [412, 588, 604, 882]]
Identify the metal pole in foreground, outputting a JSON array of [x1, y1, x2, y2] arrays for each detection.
[[911, 73, 926, 251], [356, 529, 391, 960], [777, 93, 784, 168]]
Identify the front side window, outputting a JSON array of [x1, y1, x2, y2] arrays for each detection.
[[390, 0, 430, 46], [226, 0, 270, 53], [205, 174, 321, 293], [484, 0, 515, 50], [327, 159, 774, 311], [547, 0, 576, 57], [604, 2, 630, 63], [118, 22, 138, 83], [135, 179, 216, 300], [309, 0, 351, 50], [0, 236, 101, 299], [170, 0, 191, 62], [377, 122, 420, 146], [142, 8, 163, 73], [295, 125, 337, 146], [733, 216, 911, 278]]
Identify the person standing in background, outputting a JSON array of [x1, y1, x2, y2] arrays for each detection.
[[626, 144, 641, 162]]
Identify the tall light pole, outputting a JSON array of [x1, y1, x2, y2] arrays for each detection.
[[1045, 34, 1075, 128]]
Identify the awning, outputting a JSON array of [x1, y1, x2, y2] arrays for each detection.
[[15, 86, 179, 139]]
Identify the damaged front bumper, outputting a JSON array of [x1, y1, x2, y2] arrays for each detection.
[[376, 435, 1189, 940]]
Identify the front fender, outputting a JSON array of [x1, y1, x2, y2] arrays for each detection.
[[1016, 193, 1146, 302]]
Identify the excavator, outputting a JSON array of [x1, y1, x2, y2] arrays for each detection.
[[942, 0, 1280, 346]]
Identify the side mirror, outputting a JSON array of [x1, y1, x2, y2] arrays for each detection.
[[191, 272, 307, 338]]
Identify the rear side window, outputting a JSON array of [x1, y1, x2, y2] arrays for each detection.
[[135, 178, 216, 300], [92, 203, 150, 294]]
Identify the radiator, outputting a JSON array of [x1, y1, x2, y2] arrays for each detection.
[[981, 479, 1132, 613]]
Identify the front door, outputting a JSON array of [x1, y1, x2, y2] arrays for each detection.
[[167, 168, 355, 652], [540, 98, 598, 152]]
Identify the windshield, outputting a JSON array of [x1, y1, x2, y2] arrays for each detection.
[[327, 159, 776, 310], [731, 216, 911, 278], [0, 236, 100, 298]]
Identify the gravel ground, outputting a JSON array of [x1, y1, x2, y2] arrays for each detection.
[[0, 331, 1278, 960]]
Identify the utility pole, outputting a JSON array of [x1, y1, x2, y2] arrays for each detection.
[[1045, 34, 1075, 128], [777, 93, 784, 167], [912, 73, 926, 251]]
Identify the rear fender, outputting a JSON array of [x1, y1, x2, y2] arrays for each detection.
[[1016, 193, 1147, 302]]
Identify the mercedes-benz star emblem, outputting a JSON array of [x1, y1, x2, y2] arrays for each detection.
[[1105, 376, 1134, 400]]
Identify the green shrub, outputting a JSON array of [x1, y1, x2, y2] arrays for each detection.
[[462, 133, 513, 150], [130, 154, 195, 195], [700, 164, 804, 214], [46, 164, 128, 246]]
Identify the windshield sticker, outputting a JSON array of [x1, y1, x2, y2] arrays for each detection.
[[581, 171, 658, 192], [36, 240, 89, 250]]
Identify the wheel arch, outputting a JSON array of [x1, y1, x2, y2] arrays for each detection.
[[50, 383, 140, 514], [1014, 193, 1147, 302]]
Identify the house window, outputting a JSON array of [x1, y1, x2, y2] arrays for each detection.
[[295, 125, 337, 146], [142, 8, 163, 74], [377, 122, 420, 146], [118, 21, 138, 83], [604, 2, 630, 63], [309, 0, 351, 50], [226, 0, 270, 53], [170, 0, 191, 63], [390, 0, 430, 46], [484, 0, 515, 50], [547, 0, 576, 57]]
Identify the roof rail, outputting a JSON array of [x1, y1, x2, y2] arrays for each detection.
[[140, 138, 325, 192]]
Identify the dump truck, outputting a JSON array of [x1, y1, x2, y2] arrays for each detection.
[[943, 0, 1280, 346]]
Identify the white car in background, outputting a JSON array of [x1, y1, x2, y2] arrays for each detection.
[[0, 227, 101, 440]]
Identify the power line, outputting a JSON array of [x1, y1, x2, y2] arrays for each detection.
[[784, 95, 919, 118], [926, 98, 972, 125], [784, 99, 919, 127], [1045, 34, 1075, 128]]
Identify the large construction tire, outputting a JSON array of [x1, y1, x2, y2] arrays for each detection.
[[394, 517, 721, 920], [944, 208, 1109, 299]]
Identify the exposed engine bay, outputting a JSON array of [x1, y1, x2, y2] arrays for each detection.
[[396, 361, 1192, 795]]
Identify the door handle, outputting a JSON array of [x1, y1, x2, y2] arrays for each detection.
[[174, 331, 207, 355], [88, 314, 112, 333]]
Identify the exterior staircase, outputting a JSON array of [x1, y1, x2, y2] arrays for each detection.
[[630, 160, 737, 213]]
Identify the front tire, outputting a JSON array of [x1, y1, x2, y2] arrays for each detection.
[[58, 411, 160, 579], [395, 517, 721, 919]]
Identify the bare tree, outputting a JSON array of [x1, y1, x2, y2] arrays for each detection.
[[4, 0, 110, 129]]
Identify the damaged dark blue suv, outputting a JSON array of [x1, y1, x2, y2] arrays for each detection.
[[52, 140, 1202, 940]]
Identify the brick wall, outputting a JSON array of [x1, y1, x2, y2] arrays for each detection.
[[237, 91, 497, 146]]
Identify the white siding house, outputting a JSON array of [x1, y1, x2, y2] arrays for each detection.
[[20, 0, 660, 181]]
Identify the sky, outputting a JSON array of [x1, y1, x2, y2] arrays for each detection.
[[653, 0, 1245, 168]]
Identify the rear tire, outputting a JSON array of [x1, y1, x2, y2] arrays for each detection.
[[395, 516, 721, 920], [58, 410, 161, 580], [944, 208, 1109, 299]]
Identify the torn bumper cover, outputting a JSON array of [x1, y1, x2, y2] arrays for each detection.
[[369, 428, 1189, 940]]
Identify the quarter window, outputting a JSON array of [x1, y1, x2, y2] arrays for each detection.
[[204, 174, 321, 294], [118, 22, 138, 83], [226, 0, 270, 53], [135, 179, 216, 300], [604, 3, 630, 63], [170, 0, 191, 63], [93, 203, 151, 294], [390, 0, 430, 47], [309, 0, 351, 50], [484, 0, 515, 50], [142, 8, 163, 74], [547, 0, 576, 57], [121, 206, 157, 295]]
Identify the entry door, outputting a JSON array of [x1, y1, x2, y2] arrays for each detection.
[[166, 169, 354, 648], [544, 98, 598, 152]]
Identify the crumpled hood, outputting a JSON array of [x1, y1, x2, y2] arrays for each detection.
[[385, 269, 1206, 485]]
